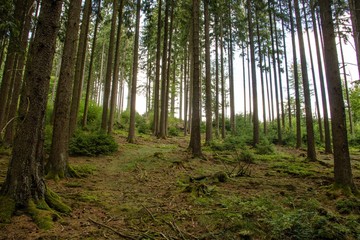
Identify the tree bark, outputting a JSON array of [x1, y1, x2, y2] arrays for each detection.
[[153, 0, 162, 135], [248, 0, 259, 146], [101, 0, 117, 131], [319, 0, 356, 191], [289, 0, 302, 149], [294, 0, 317, 161], [127, 0, 141, 143], [108, 0, 125, 134], [204, 0, 212, 145], [83, 0, 101, 127], [47, 0, 82, 179], [188, 0, 202, 157], [1, 0, 63, 207], [69, 0, 92, 136]]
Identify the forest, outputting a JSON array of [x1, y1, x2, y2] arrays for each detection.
[[0, 0, 360, 239]]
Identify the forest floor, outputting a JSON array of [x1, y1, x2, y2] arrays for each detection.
[[0, 133, 360, 240]]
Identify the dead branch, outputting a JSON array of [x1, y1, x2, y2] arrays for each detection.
[[88, 217, 136, 240]]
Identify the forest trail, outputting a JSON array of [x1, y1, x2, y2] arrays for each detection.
[[0, 134, 360, 239]]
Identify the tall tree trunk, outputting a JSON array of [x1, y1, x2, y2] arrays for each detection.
[[302, 0, 323, 143], [4, 0, 34, 144], [289, 0, 302, 149], [0, 0, 26, 132], [164, 0, 175, 136], [188, 0, 202, 157], [69, 0, 92, 136], [242, 43, 247, 122], [204, 0, 212, 145], [127, 0, 141, 143], [47, 0, 82, 179], [338, 30, 354, 135], [281, 7, 292, 129], [220, 17, 226, 139], [269, 1, 282, 143], [248, 0, 259, 145], [273, 8, 285, 128], [228, 4, 235, 134], [83, 0, 101, 127], [0, 0, 63, 207], [256, 13, 267, 135], [349, 0, 360, 79], [215, 15, 220, 138], [294, 0, 316, 161], [184, 45, 188, 136], [319, 0, 356, 192], [158, 0, 169, 138], [101, 0, 117, 131], [108, 0, 125, 134], [311, 4, 332, 154], [153, 0, 162, 135]]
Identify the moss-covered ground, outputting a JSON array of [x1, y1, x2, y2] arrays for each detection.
[[0, 133, 359, 239]]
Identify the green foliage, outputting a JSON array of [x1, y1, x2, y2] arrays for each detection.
[[210, 136, 246, 151], [78, 101, 102, 131], [238, 149, 255, 164], [255, 138, 275, 155], [0, 196, 15, 223], [69, 130, 118, 156], [271, 161, 314, 177], [335, 197, 360, 214], [44, 125, 53, 154]]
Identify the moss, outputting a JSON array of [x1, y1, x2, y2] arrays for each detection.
[[71, 164, 96, 177], [0, 196, 15, 223], [45, 189, 71, 214], [27, 200, 54, 230]]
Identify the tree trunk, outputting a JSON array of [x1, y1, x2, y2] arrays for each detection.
[[248, 0, 259, 146], [294, 0, 316, 161], [69, 0, 91, 137], [47, 0, 82, 179], [269, 1, 282, 143], [188, 0, 202, 157], [108, 0, 125, 134], [4, 0, 34, 144], [319, 0, 356, 191], [83, 0, 101, 127], [153, 0, 162, 135], [289, 0, 302, 149], [100, 0, 117, 131], [338, 30, 354, 136], [0, 0, 63, 207], [349, 0, 360, 79], [158, 0, 169, 138], [220, 17, 225, 139], [215, 14, 220, 138], [311, 5, 332, 154], [204, 0, 212, 145], [127, 0, 141, 143], [0, 0, 26, 132]]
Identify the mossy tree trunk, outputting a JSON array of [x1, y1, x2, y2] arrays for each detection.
[[0, 0, 63, 207]]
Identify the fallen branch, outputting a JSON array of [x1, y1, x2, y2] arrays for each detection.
[[88, 217, 136, 240]]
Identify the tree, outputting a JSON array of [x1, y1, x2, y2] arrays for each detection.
[[127, 0, 141, 143], [319, 0, 356, 191], [188, 0, 202, 157], [204, 0, 212, 145], [289, 0, 302, 148], [294, 0, 316, 161], [310, 1, 332, 154], [0, 0, 70, 215], [153, 0, 162, 135], [47, 0, 82, 179], [349, 0, 360, 78], [248, 0, 259, 145], [101, 0, 117, 131], [69, 0, 92, 136], [108, 0, 125, 134]]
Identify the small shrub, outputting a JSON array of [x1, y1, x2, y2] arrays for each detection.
[[168, 126, 180, 136], [239, 149, 255, 164], [255, 138, 274, 155], [336, 198, 360, 214], [69, 131, 118, 156]]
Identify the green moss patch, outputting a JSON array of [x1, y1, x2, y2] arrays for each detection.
[[0, 196, 15, 223]]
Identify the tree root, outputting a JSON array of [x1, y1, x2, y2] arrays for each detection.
[[88, 217, 137, 240]]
